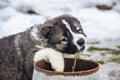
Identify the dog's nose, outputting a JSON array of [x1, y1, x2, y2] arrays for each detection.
[[77, 38, 85, 46]]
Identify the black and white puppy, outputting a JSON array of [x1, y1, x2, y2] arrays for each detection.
[[0, 14, 87, 80]]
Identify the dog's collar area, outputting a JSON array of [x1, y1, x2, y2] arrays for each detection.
[[63, 53, 76, 58]]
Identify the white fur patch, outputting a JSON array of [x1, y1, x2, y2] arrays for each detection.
[[62, 20, 86, 50], [33, 48, 64, 72], [31, 26, 40, 41], [14, 35, 21, 56]]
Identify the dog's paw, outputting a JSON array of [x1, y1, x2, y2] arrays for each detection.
[[33, 49, 47, 62], [33, 48, 64, 72], [50, 59, 64, 72], [48, 49, 64, 72]]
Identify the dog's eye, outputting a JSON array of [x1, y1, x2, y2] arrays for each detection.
[[60, 37, 68, 44], [62, 37, 67, 41]]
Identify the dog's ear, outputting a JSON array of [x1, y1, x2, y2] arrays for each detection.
[[41, 26, 52, 38], [41, 20, 55, 38]]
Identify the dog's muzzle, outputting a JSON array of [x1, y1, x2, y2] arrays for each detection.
[[67, 38, 86, 54]]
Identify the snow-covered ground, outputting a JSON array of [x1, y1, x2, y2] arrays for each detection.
[[0, 0, 120, 80], [0, 0, 120, 40]]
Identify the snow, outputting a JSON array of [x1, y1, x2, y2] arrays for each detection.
[[75, 8, 120, 40], [0, 0, 120, 80], [0, 6, 46, 37], [0, 0, 120, 40]]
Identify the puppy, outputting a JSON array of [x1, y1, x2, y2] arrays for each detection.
[[0, 14, 87, 80]]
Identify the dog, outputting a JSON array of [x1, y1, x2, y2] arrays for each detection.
[[0, 14, 87, 80]]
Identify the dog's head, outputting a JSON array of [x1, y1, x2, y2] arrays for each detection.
[[41, 14, 87, 54]]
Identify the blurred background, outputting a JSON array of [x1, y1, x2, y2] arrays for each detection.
[[0, 0, 120, 80]]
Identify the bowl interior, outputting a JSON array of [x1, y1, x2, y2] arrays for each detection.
[[35, 58, 99, 72]]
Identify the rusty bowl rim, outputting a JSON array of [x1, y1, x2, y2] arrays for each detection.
[[34, 58, 99, 76]]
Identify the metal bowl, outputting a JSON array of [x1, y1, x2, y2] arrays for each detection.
[[32, 58, 100, 80]]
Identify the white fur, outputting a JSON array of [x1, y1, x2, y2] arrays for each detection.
[[14, 35, 21, 56], [33, 48, 64, 72], [31, 26, 40, 41], [62, 20, 86, 50]]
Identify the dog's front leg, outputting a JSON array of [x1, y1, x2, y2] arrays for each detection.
[[33, 48, 64, 72]]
